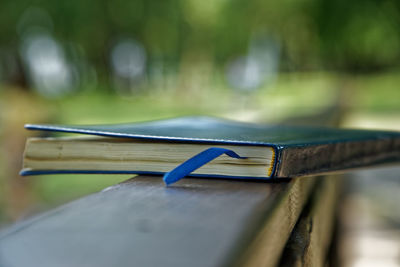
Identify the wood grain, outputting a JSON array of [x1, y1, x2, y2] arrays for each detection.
[[0, 175, 315, 267], [235, 176, 316, 267], [278, 175, 341, 267]]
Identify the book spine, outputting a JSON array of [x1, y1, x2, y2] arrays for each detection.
[[270, 146, 284, 178], [274, 138, 400, 178]]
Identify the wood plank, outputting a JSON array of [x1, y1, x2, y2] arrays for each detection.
[[278, 175, 341, 267], [0, 175, 315, 267], [235, 176, 318, 267]]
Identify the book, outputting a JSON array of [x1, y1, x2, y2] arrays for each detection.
[[21, 116, 400, 181]]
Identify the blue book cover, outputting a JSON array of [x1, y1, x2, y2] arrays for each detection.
[[21, 116, 400, 183]]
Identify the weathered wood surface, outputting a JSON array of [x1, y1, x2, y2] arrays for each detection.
[[278, 175, 341, 267], [236, 176, 317, 267], [0, 175, 315, 267]]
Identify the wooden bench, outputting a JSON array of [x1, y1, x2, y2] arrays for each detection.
[[0, 174, 340, 267]]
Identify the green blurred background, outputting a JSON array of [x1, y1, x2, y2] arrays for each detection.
[[0, 0, 399, 230]]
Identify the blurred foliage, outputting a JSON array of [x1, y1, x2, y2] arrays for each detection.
[[0, 0, 400, 88]]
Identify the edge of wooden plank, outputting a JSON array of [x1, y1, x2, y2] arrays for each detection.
[[229, 176, 317, 267], [278, 175, 341, 267]]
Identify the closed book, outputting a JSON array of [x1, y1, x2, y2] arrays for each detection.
[[21, 116, 400, 180]]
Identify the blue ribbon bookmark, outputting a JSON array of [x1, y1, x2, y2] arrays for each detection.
[[163, 147, 247, 185]]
